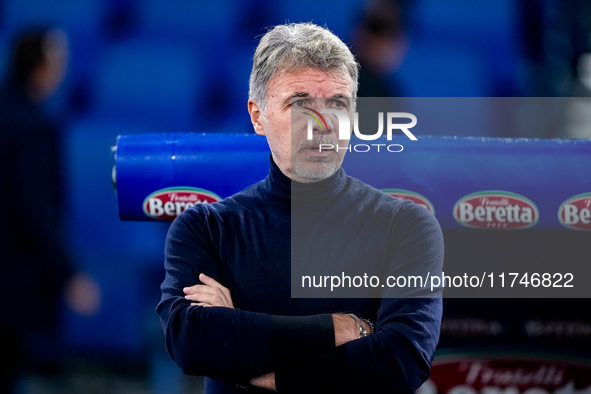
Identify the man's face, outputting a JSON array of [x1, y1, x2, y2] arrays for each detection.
[[249, 67, 354, 183]]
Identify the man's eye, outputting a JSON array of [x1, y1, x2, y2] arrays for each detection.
[[293, 99, 307, 107], [330, 100, 347, 108]]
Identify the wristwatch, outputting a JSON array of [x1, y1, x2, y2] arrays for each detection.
[[347, 313, 374, 338]]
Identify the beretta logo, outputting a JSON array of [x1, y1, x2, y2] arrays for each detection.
[[558, 192, 591, 231], [453, 190, 538, 229], [424, 352, 591, 394], [143, 186, 221, 220], [382, 188, 435, 214]]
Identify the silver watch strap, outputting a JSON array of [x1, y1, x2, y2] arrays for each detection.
[[347, 313, 371, 338]]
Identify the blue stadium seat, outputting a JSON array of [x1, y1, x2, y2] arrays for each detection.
[[268, 0, 364, 42], [210, 43, 257, 133], [410, 0, 517, 44], [3, 0, 104, 32], [395, 41, 490, 98], [91, 37, 205, 131], [133, 0, 244, 54], [2, 0, 105, 86], [406, 0, 521, 95]]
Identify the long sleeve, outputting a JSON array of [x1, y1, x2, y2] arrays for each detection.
[[274, 298, 442, 393], [274, 202, 444, 393], [156, 207, 336, 383], [157, 159, 444, 392]]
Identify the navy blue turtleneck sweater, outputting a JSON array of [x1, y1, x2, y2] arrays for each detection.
[[157, 157, 443, 393]]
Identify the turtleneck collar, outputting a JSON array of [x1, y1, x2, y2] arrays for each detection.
[[260, 154, 348, 211]]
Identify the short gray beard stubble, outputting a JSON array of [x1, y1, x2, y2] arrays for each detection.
[[292, 136, 342, 181]]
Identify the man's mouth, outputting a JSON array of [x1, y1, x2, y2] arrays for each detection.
[[308, 145, 333, 152], [302, 143, 337, 157]]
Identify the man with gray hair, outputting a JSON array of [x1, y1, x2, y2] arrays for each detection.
[[157, 22, 443, 393]]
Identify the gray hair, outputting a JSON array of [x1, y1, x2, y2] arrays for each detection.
[[249, 23, 359, 112]]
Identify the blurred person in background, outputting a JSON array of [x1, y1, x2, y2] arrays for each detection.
[[351, 0, 409, 98], [0, 27, 100, 393]]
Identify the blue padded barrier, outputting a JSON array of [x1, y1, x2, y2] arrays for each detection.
[[113, 132, 591, 386], [115, 132, 591, 232], [115, 132, 270, 221]]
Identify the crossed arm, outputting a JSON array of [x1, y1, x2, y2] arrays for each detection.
[[184, 273, 371, 390], [157, 203, 443, 393], [162, 271, 441, 393]]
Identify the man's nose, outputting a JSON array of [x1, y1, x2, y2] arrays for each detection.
[[322, 113, 336, 134]]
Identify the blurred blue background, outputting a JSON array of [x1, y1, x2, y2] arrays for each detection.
[[1, 0, 590, 392]]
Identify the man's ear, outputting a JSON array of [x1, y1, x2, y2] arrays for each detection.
[[248, 99, 265, 136]]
